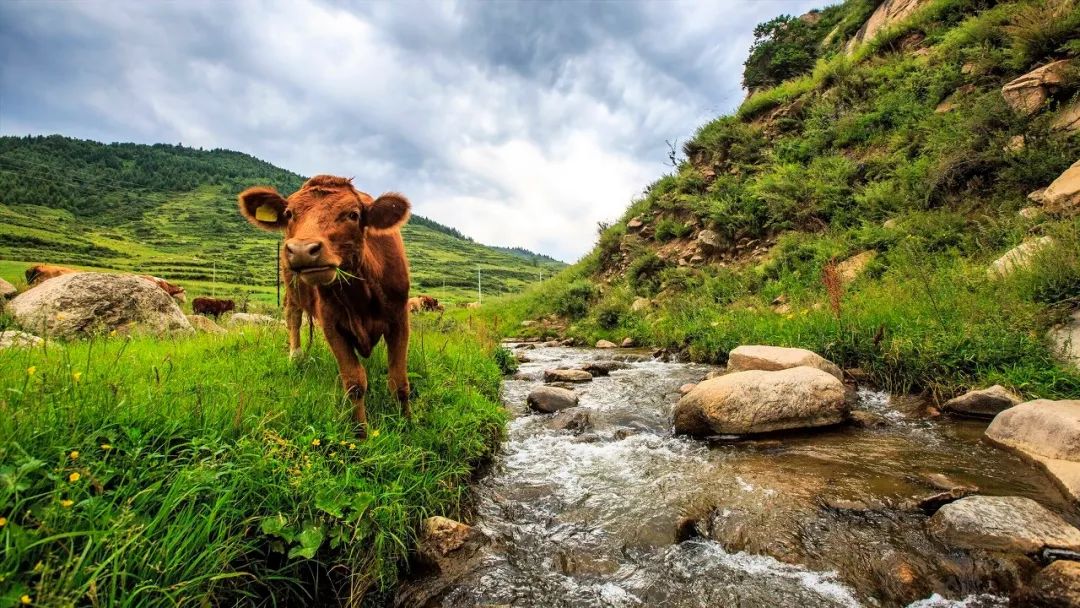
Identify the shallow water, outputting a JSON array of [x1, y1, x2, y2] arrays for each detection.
[[397, 345, 1075, 608]]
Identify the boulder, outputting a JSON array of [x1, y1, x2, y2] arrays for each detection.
[[1051, 310, 1080, 370], [987, 236, 1054, 278], [1053, 101, 1080, 134], [186, 314, 226, 335], [1003, 134, 1026, 153], [579, 361, 627, 376], [835, 251, 876, 283], [626, 217, 644, 230], [986, 399, 1080, 501], [0, 330, 44, 349], [621, 337, 635, 348], [679, 383, 697, 395], [1025, 560, 1080, 608], [1041, 159, 1080, 215], [527, 386, 579, 413], [696, 229, 724, 254], [543, 369, 593, 383], [6, 272, 192, 339], [630, 297, 651, 313], [882, 218, 899, 229], [547, 407, 592, 433], [227, 313, 280, 326], [928, 495, 1080, 553], [942, 385, 1022, 418], [846, 0, 931, 54], [1001, 60, 1071, 116], [673, 366, 849, 436], [595, 340, 617, 349], [726, 345, 843, 381], [0, 277, 16, 299]]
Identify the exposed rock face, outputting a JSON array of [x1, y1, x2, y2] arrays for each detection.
[[186, 314, 226, 335], [726, 345, 844, 381], [1053, 101, 1080, 134], [846, 0, 931, 53], [942, 385, 1022, 418], [543, 369, 593, 383], [986, 399, 1080, 501], [1051, 310, 1080, 370], [987, 236, 1054, 278], [6, 272, 192, 339], [835, 251, 876, 283], [0, 277, 16, 299], [673, 366, 849, 436], [1025, 560, 1080, 608], [928, 495, 1080, 553], [226, 313, 280, 326], [0, 330, 44, 349], [1041, 159, 1080, 215], [527, 386, 579, 413], [595, 340, 617, 349], [1001, 60, 1071, 115]]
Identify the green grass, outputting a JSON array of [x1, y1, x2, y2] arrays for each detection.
[[0, 317, 507, 606]]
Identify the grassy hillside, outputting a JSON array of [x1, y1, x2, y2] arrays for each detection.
[[479, 0, 1080, 399], [0, 317, 509, 606], [0, 135, 564, 302]]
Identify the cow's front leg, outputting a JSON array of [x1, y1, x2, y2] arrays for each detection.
[[286, 300, 304, 361], [323, 326, 369, 436], [386, 317, 411, 419]]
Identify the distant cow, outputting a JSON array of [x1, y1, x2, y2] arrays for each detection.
[[408, 295, 441, 313], [466, 302, 481, 309], [193, 296, 235, 317], [25, 264, 77, 285], [141, 276, 186, 303], [238, 174, 412, 435]]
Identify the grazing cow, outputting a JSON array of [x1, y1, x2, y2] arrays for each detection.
[[238, 174, 412, 434], [408, 295, 441, 313], [25, 264, 77, 285], [192, 296, 235, 317], [141, 276, 186, 303]]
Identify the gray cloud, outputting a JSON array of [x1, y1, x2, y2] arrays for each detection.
[[0, 0, 826, 261]]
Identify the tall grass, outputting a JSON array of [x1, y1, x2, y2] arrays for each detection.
[[0, 318, 506, 606]]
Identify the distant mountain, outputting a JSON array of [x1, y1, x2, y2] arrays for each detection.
[[0, 134, 564, 295]]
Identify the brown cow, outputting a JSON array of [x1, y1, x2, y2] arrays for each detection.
[[25, 264, 77, 285], [192, 297, 235, 317], [407, 295, 441, 313], [141, 276, 186, 303], [238, 175, 412, 435]]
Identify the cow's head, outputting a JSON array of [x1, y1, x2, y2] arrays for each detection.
[[238, 175, 410, 286]]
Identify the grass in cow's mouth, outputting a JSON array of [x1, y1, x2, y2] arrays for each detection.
[[0, 316, 506, 605], [333, 267, 361, 283]]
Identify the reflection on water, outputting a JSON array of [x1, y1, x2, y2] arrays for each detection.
[[397, 345, 1074, 608]]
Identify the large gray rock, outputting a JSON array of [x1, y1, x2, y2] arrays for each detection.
[[0, 330, 44, 349], [527, 386, 580, 413], [942, 385, 1022, 418], [6, 272, 192, 339], [726, 345, 843, 381], [1001, 60, 1071, 115], [986, 399, 1080, 502], [673, 366, 849, 436], [0, 277, 16, 299], [928, 495, 1080, 553], [543, 369, 593, 383], [186, 314, 226, 335], [1051, 310, 1080, 370], [987, 236, 1054, 278]]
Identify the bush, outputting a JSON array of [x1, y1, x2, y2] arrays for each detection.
[[1005, 0, 1080, 68], [492, 345, 519, 375], [552, 280, 596, 319], [654, 218, 692, 242], [627, 254, 669, 296], [594, 300, 627, 330]]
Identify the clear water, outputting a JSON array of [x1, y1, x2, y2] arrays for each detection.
[[397, 345, 1075, 608]]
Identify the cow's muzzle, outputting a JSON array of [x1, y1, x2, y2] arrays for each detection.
[[285, 239, 338, 285]]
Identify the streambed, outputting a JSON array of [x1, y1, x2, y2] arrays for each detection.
[[397, 344, 1076, 608]]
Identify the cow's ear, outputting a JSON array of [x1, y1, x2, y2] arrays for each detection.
[[238, 187, 288, 231], [367, 192, 411, 232]]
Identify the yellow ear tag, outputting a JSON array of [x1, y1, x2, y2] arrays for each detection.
[[255, 205, 279, 222]]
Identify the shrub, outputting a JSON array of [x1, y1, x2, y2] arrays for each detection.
[[654, 218, 692, 242], [627, 254, 669, 296], [1005, 0, 1080, 68], [743, 15, 820, 91], [492, 345, 519, 375], [552, 280, 596, 319], [594, 300, 626, 330]]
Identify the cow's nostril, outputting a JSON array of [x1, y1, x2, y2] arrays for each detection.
[[307, 242, 323, 257]]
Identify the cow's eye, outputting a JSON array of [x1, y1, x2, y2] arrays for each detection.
[[348, 210, 361, 222], [283, 209, 294, 221]]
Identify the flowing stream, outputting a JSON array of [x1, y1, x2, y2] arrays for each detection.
[[396, 344, 1076, 608]]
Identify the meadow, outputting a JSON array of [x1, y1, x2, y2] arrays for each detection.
[[0, 316, 508, 606]]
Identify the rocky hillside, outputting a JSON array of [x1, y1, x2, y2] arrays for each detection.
[[491, 0, 1080, 399], [0, 135, 564, 297]]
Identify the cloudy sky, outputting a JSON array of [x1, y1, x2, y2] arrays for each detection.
[[0, 0, 825, 261]]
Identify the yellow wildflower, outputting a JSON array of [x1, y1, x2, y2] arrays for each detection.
[[0, 516, 6, 527], [329, 452, 337, 458], [348, 443, 356, 450], [339, 440, 347, 446], [68, 472, 81, 483], [60, 499, 74, 508], [69, 450, 79, 460], [109, 330, 117, 337], [100, 444, 112, 450], [311, 438, 321, 447], [72, 371, 82, 383], [20, 595, 31, 605], [370, 429, 380, 438], [26, 366, 36, 376], [33, 561, 43, 572]]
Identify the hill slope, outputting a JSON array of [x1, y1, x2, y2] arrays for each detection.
[[486, 0, 1080, 398], [0, 135, 564, 298]]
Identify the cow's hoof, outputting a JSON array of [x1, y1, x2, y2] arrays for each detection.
[[289, 349, 303, 363]]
